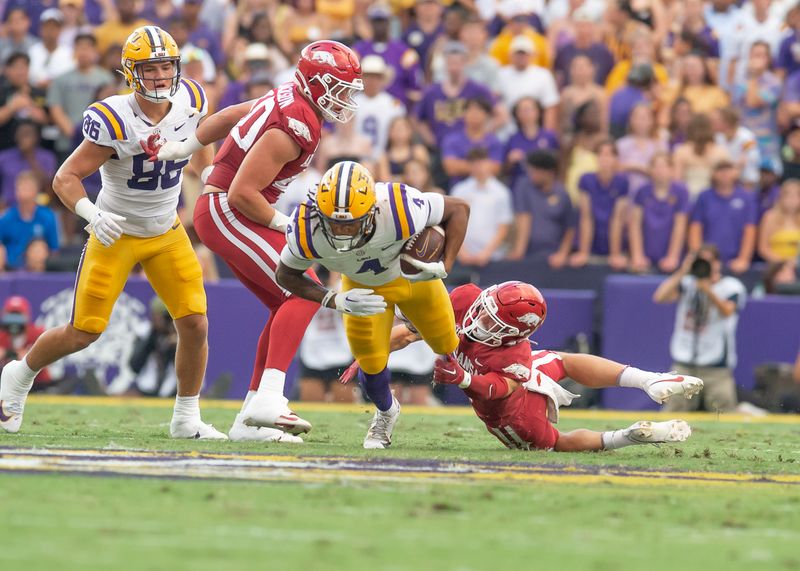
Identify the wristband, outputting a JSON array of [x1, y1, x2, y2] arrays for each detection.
[[182, 132, 204, 155], [458, 372, 472, 389], [75, 197, 99, 222], [267, 209, 291, 231], [321, 289, 336, 309]]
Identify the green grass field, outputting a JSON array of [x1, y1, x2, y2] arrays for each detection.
[[2, 396, 800, 571]]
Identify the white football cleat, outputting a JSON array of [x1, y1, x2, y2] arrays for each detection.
[[625, 420, 692, 444], [170, 418, 229, 440], [363, 397, 400, 449], [241, 393, 312, 435], [0, 400, 23, 434], [643, 372, 704, 404], [228, 414, 303, 443]]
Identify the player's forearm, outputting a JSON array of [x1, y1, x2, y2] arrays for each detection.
[[52, 168, 88, 212], [227, 187, 289, 229], [389, 325, 420, 352], [196, 100, 252, 145], [275, 263, 329, 307], [462, 372, 515, 401], [439, 197, 470, 271]]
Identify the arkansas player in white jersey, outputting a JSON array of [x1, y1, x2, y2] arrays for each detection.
[[145, 40, 363, 442], [341, 281, 705, 451]]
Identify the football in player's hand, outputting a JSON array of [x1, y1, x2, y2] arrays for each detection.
[[400, 225, 445, 275]]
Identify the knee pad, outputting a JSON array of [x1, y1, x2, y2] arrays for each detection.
[[358, 355, 389, 376]]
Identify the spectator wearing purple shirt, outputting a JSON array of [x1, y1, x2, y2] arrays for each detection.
[[403, 0, 443, 71], [616, 103, 667, 196], [413, 41, 494, 148], [0, 121, 56, 208], [689, 159, 758, 273], [778, 70, 800, 131], [732, 41, 782, 165], [353, 4, 422, 108], [776, 5, 800, 78], [509, 150, 576, 268], [572, 141, 630, 270], [441, 97, 503, 189], [182, 0, 224, 68], [629, 153, 690, 273], [609, 63, 655, 139], [504, 97, 559, 190], [553, 8, 614, 87]]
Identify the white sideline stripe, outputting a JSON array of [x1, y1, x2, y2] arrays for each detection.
[[208, 194, 279, 284], [217, 194, 282, 265]]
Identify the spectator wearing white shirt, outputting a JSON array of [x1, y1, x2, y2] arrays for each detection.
[[353, 55, 405, 162], [712, 106, 761, 188], [726, 0, 783, 87], [495, 35, 559, 130], [28, 9, 75, 90], [451, 147, 514, 266]]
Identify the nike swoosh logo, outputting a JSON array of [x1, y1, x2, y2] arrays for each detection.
[[171, 222, 180, 230], [652, 376, 685, 384], [174, 122, 186, 131], [0, 401, 14, 422], [381, 244, 395, 251], [442, 368, 456, 375]]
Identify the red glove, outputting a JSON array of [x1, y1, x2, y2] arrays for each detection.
[[339, 361, 359, 384], [432, 354, 469, 386], [139, 133, 163, 163]]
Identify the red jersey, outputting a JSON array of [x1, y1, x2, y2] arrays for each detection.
[[449, 284, 566, 448], [0, 324, 51, 384], [207, 82, 322, 204]]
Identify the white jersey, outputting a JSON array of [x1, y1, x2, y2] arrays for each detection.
[[353, 91, 405, 161], [669, 275, 747, 368], [80, 78, 209, 237], [281, 182, 445, 287]]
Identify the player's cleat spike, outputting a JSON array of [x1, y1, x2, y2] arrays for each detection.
[[363, 397, 400, 449], [170, 418, 229, 440], [229, 414, 303, 443], [241, 393, 312, 435], [625, 420, 692, 444], [643, 372, 704, 404]]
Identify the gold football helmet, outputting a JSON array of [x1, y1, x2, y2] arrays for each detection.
[[315, 161, 376, 251], [121, 26, 181, 102]]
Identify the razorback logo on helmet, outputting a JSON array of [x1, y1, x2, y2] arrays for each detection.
[[312, 50, 337, 66], [287, 117, 312, 142], [518, 312, 542, 327], [502, 363, 531, 380]]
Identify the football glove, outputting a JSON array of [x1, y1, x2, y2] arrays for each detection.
[[400, 259, 447, 282], [331, 288, 387, 317]]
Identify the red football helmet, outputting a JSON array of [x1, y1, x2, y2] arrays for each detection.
[[461, 281, 547, 347], [295, 40, 363, 123]]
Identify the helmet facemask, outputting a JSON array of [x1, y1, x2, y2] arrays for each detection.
[[319, 207, 375, 252], [307, 72, 363, 123], [130, 57, 181, 102], [461, 292, 521, 347]]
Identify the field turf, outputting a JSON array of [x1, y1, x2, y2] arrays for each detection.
[[1, 396, 799, 571]]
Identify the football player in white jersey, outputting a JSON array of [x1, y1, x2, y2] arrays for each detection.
[[276, 161, 470, 448], [0, 26, 226, 438]]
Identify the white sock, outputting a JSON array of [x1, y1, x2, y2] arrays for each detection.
[[601, 429, 636, 450], [381, 396, 400, 416], [617, 366, 652, 390], [0, 359, 37, 404], [172, 394, 200, 422], [240, 390, 256, 414], [256, 369, 285, 396]]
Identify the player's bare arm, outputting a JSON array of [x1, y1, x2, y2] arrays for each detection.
[[438, 196, 470, 272], [226, 128, 301, 230], [53, 139, 115, 211]]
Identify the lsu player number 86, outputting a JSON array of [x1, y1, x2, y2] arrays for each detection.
[[0, 26, 226, 439]]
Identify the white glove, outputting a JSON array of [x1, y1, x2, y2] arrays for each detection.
[[267, 209, 291, 233], [147, 133, 204, 161], [76, 197, 126, 247], [327, 288, 387, 317], [401, 258, 448, 282]]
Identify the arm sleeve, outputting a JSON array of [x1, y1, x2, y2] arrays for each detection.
[[403, 184, 445, 228], [81, 102, 127, 154], [279, 242, 314, 271], [179, 78, 210, 118], [279, 105, 317, 153], [280, 204, 317, 270]]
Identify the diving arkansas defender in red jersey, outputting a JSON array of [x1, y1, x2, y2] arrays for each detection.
[[144, 40, 363, 442], [341, 281, 704, 451]]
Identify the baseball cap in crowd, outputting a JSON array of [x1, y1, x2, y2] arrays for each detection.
[[627, 63, 654, 86], [509, 35, 535, 54], [442, 41, 468, 56], [572, 6, 596, 22], [361, 54, 388, 75], [244, 42, 270, 61], [760, 157, 783, 176], [367, 3, 392, 19], [40, 8, 64, 23], [247, 70, 274, 89], [2, 296, 31, 322]]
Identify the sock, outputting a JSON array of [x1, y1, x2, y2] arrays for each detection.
[[173, 395, 200, 422], [239, 390, 256, 414], [617, 366, 652, 389], [601, 429, 637, 450], [256, 369, 285, 397], [359, 367, 393, 412]]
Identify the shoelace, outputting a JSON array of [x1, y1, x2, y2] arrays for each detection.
[[367, 412, 392, 440]]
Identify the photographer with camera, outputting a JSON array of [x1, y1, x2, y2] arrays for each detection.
[[0, 296, 50, 388], [653, 244, 746, 412]]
